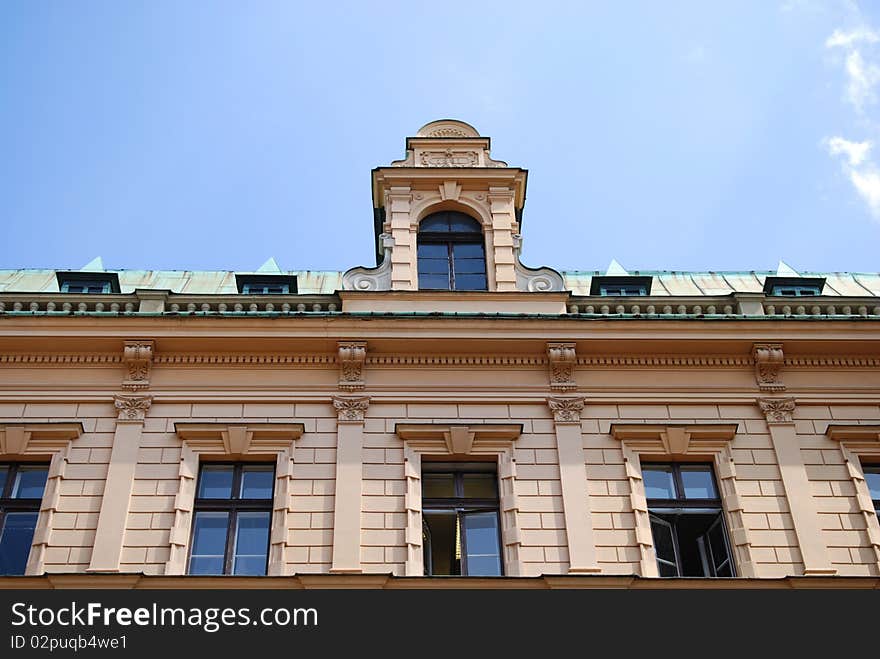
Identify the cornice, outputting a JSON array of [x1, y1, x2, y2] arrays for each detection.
[[0, 422, 83, 454]]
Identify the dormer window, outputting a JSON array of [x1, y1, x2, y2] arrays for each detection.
[[590, 275, 653, 297], [235, 275, 297, 295], [600, 285, 647, 296], [763, 277, 825, 297], [56, 272, 120, 294], [417, 211, 487, 291]]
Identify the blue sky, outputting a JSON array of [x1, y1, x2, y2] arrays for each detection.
[[2, 1, 879, 274]]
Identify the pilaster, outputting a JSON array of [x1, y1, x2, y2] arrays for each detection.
[[330, 395, 370, 573], [758, 397, 836, 576], [547, 396, 601, 573]]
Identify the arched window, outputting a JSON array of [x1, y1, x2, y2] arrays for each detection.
[[417, 211, 487, 291]]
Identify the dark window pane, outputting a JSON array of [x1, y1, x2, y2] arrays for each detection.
[[12, 467, 48, 499], [449, 216, 481, 233], [462, 473, 497, 498], [658, 561, 679, 577], [0, 466, 8, 495], [423, 510, 458, 575], [462, 511, 501, 576], [643, 466, 675, 499], [189, 512, 229, 575], [650, 515, 677, 568], [198, 465, 234, 499], [422, 474, 455, 498], [420, 216, 451, 232], [864, 470, 880, 500], [0, 512, 38, 575], [681, 466, 717, 499], [453, 275, 487, 291], [240, 466, 274, 499], [453, 258, 487, 274], [418, 258, 450, 275], [420, 275, 451, 290], [417, 243, 449, 258], [452, 243, 485, 258], [65, 285, 86, 293], [232, 512, 270, 575]]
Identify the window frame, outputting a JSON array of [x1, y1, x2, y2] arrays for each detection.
[[55, 271, 120, 295], [643, 462, 736, 578], [421, 462, 504, 576], [187, 462, 276, 576], [0, 463, 50, 576], [863, 464, 880, 520], [234, 274, 297, 295], [417, 211, 488, 292]]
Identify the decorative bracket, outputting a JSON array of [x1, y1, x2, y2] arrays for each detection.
[[547, 342, 577, 392], [753, 343, 784, 392], [122, 340, 154, 391], [338, 341, 367, 391], [758, 397, 796, 424]]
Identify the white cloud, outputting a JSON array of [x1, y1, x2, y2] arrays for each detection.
[[844, 50, 880, 112], [826, 136, 872, 166], [826, 26, 880, 49], [850, 167, 880, 216], [826, 136, 880, 218]]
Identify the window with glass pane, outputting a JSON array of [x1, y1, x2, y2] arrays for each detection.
[[421, 462, 502, 576], [864, 466, 880, 521], [643, 463, 734, 578], [188, 463, 274, 575], [0, 463, 49, 575], [417, 211, 487, 291]]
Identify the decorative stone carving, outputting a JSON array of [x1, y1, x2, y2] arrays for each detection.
[[114, 394, 152, 421], [512, 234, 565, 292], [419, 150, 479, 167], [341, 234, 393, 291], [122, 340, 154, 390], [338, 341, 367, 391], [758, 397, 796, 424], [547, 396, 585, 424], [753, 343, 785, 392], [547, 343, 577, 391], [333, 396, 370, 423]]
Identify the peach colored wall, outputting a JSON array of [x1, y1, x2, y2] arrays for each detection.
[[1, 348, 879, 579]]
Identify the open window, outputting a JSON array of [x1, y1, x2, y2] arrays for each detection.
[[0, 463, 49, 575], [643, 463, 735, 577], [421, 462, 502, 576]]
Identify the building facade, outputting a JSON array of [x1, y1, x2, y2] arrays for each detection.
[[1, 120, 879, 588]]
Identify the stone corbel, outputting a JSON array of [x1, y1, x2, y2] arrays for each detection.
[[338, 341, 367, 391], [753, 343, 784, 392], [122, 340, 154, 391], [341, 234, 393, 291], [333, 396, 371, 423], [547, 343, 577, 392], [758, 397, 796, 424]]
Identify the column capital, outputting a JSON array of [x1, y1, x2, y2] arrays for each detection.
[[547, 396, 585, 425], [332, 395, 371, 423], [113, 394, 153, 422], [758, 397, 796, 424]]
